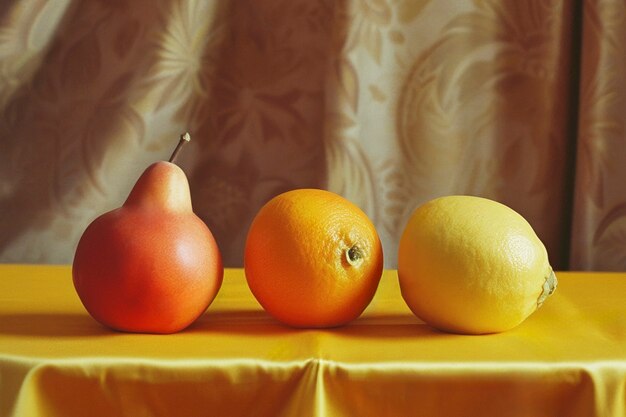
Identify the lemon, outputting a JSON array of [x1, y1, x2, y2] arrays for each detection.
[[398, 195, 557, 334]]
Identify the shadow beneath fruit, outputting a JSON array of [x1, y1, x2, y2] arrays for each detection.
[[187, 311, 454, 339], [186, 309, 295, 336], [335, 320, 453, 340], [0, 313, 110, 338]]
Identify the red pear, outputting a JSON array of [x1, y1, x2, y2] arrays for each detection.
[[72, 133, 223, 333]]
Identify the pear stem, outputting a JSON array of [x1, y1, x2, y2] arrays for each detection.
[[169, 132, 191, 163]]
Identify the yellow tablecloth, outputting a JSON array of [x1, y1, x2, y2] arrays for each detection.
[[0, 265, 625, 417]]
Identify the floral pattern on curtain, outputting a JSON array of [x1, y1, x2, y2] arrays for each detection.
[[0, 0, 624, 270]]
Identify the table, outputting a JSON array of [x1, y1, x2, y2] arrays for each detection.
[[0, 265, 625, 417]]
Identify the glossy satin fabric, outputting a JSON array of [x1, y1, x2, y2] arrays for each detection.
[[1, 265, 625, 417]]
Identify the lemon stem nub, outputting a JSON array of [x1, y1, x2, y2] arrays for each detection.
[[346, 246, 363, 267], [537, 269, 558, 308]]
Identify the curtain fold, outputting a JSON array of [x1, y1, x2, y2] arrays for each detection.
[[570, 0, 626, 270], [0, 0, 624, 270]]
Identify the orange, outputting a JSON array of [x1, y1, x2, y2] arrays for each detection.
[[244, 189, 383, 328]]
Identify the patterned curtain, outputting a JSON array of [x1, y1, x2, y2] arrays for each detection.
[[0, 0, 624, 270]]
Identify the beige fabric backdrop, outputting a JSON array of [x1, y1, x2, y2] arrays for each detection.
[[0, 0, 624, 270]]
